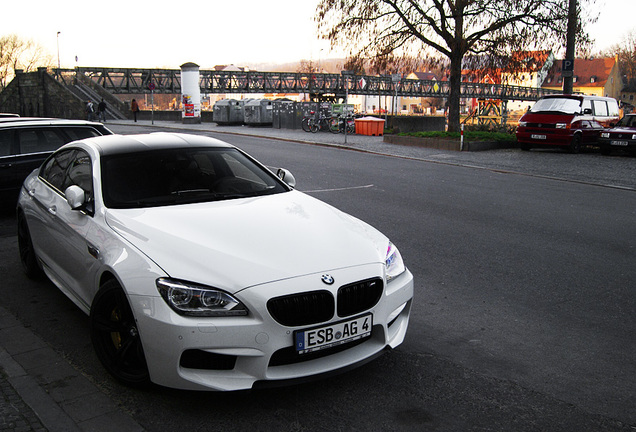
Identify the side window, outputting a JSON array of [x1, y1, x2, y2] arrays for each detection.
[[18, 128, 67, 154], [64, 151, 93, 197], [63, 127, 101, 141], [0, 130, 13, 157], [40, 149, 76, 192], [593, 100, 608, 117], [581, 99, 592, 113], [607, 100, 619, 117]]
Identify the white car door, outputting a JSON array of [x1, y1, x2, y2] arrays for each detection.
[[27, 148, 99, 310]]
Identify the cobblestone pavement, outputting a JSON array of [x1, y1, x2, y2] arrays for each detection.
[[0, 371, 47, 432]]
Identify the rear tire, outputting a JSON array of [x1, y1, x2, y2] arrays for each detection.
[[91, 280, 150, 386], [301, 117, 311, 132]]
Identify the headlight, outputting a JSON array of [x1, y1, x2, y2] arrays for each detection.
[[601, 132, 610, 138], [555, 123, 567, 129], [632, 134, 636, 140], [156, 278, 248, 317], [385, 242, 406, 282], [518, 121, 527, 127]]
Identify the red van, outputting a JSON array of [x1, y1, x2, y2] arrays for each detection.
[[515, 94, 620, 153]]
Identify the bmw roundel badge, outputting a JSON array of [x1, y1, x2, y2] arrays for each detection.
[[321, 274, 335, 285]]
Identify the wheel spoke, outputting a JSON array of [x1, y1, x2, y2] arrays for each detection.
[[93, 314, 126, 333]]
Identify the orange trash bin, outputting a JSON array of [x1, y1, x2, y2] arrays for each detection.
[[355, 117, 385, 136]]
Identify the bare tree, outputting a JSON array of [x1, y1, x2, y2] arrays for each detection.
[[297, 59, 319, 74], [316, 0, 597, 132], [0, 34, 53, 90], [599, 31, 636, 89]]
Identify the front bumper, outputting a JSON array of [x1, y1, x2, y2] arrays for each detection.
[[130, 263, 414, 391], [516, 128, 573, 146], [598, 137, 636, 150]]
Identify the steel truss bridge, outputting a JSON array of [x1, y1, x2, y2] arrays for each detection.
[[52, 67, 558, 102]]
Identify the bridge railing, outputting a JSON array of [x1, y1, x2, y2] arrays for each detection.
[[50, 67, 561, 101]]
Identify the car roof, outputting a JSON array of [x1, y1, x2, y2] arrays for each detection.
[[80, 132, 235, 156], [0, 117, 106, 127], [541, 94, 615, 102]]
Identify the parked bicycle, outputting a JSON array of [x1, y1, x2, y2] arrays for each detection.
[[302, 111, 332, 133], [329, 114, 356, 134]]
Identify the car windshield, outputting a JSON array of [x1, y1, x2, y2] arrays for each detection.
[[101, 147, 288, 208], [616, 115, 636, 128], [530, 97, 582, 114]]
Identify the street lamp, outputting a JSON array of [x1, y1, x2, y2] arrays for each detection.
[[56, 31, 61, 70]]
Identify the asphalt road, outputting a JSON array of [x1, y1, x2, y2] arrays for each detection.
[[0, 125, 634, 431]]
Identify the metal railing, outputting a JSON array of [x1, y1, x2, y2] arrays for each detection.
[[50, 67, 560, 101]]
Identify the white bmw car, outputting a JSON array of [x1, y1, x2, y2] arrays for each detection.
[[17, 133, 413, 391]]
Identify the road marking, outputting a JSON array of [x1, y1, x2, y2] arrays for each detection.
[[303, 184, 375, 193]]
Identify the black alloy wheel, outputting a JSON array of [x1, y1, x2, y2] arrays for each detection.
[[90, 280, 150, 386], [17, 211, 43, 279]]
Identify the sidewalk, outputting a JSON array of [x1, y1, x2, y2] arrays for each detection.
[[0, 306, 144, 432]]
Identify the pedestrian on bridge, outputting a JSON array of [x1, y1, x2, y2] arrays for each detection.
[[85, 100, 95, 121], [97, 99, 107, 122], [131, 99, 139, 122]]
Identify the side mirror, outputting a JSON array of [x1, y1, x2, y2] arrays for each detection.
[[65, 185, 86, 210], [276, 168, 297, 189], [583, 108, 593, 115]]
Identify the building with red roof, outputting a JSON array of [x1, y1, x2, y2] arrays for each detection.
[[541, 57, 622, 100]]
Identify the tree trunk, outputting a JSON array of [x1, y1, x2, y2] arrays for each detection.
[[447, 52, 463, 133]]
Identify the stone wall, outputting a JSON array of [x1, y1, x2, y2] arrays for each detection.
[[0, 68, 86, 119], [384, 115, 446, 133]]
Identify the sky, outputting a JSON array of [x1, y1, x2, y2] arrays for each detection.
[[3, 0, 635, 70]]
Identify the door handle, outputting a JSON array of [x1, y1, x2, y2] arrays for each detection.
[[87, 243, 100, 259], [48, 206, 57, 216]]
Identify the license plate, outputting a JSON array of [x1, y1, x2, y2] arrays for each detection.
[[610, 140, 629, 146], [294, 313, 372, 354], [531, 134, 547, 140]]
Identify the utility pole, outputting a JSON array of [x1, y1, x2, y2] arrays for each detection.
[[56, 32, 61, 70], [563, 0, 577, 94]]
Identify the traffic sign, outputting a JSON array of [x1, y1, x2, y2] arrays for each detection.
[[148, 82, 156, 91]]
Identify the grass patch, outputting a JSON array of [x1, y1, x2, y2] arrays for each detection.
[[399, 130, 516, 143]]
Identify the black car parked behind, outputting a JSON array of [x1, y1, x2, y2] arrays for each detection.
[[0, 117, 113, 207]]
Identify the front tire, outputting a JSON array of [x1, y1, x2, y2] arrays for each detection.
[[90, 280, 150, 386], [569, 135, 582, 154]]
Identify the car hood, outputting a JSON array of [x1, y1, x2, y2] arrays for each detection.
[[519, 112, 576, 123], [608, 127, 636, 135], [105, 190, 387, 293]]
